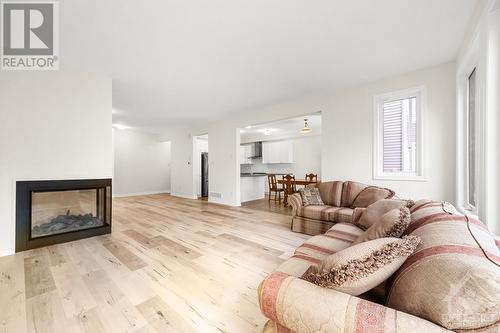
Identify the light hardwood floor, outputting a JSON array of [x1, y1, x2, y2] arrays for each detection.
[[0, 194, 308, 333], [241, 197, 292, 216]]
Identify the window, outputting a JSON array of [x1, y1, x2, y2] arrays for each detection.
[[466, 68, 477, 210], [373, 87, 425, 180]]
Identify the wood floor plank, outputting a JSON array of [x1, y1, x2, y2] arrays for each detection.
[[122, 229, 159, 249], [82, 269, 147, 332], [24, 255, 56, 299], [150, 235, 202, 260], [102, 239, 148, 271], [64, 241, 101, 275], [46, 244, 70, 267], [50, 262, 97, 317], [0, 255, 27, 333], [26, 290, 67, 333], [67, 307, 107, 333], [137, 296, 196, 333]]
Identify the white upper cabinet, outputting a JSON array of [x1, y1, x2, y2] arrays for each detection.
[[262, 141, 294, 164], [240, 144, 255, 164]]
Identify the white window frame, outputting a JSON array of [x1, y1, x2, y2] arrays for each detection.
[[373, 86, 426, 181], [456, 32, 483, 218], [464, 68, 478, 213]]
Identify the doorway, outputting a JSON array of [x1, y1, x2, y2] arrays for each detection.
[[201, 152, 209, 198], [194, 134, 209, 199]]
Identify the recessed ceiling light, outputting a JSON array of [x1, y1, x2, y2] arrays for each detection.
[[113, 124, 130, 130], [245, 125, 252, 129], [257, 128, 277, 136]]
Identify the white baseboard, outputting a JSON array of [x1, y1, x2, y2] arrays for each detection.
[[0, 248, 14, 258], [208, 198, 241, 207], [170, 192, 198, 200], [113, 190, 170, 198]]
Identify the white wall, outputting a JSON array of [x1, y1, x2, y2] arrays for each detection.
[[0, 72, 112, 256], [113, 129, 171, 197], [242, 135, 322, 181], [487, 7, 500, 235], [168, 130, 197, 199], [207, 126, 241, 206], [456, 0, 500, 234], [322, 63, 456, 201]]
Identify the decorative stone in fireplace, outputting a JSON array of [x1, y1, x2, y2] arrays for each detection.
[[16, 179, 112, 252]]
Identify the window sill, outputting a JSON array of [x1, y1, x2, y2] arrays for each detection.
[[373, 174, 427, 182]]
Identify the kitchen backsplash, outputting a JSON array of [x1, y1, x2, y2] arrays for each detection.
[[241, 162, 292, 175]]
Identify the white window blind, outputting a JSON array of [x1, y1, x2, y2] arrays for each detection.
[[383, 97, 417, 173], [373, 86, 424, 180]]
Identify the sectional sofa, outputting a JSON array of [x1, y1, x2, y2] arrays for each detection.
[[258, 198, 500, 332]]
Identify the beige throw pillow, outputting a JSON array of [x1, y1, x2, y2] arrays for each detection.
[[357, 199, 414, 230], [299, 187, 324, 206], [301, 236, 421, 296], [353, 207, 411, 244], [351, 186, 395, 208]]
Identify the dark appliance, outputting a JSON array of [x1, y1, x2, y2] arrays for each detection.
[[201, 152, 209, 197]]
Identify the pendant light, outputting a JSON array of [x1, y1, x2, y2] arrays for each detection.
[[300, 118, 311, 133]]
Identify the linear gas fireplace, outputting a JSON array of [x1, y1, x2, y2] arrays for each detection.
[[16, 179, 112, 252]]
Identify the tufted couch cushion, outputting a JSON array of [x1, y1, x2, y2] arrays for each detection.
[[275, 223, 364, 279], [315, 181, 344, 206], [357, 199, 415, 230], [300, 206, 354, 223], [351, 186, 396, 208], [341, 181, 369, 207], [386, 200, 500, 331]]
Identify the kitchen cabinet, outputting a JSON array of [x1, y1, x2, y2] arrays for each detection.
[[262, 141, 294, 164], [240, 144, 255, 164]]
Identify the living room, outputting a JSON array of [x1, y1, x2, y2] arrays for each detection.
[[0, 0, 499, 332]]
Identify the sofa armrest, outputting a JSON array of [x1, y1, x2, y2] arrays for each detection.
[[288, 193, 303, 218], [258, 271, 450, 333]]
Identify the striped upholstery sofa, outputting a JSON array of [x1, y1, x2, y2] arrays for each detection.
[[288, 181, 393, 235], [258, 199, 500, 333]]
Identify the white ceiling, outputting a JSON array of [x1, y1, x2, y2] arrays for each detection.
[[240, 113, 321, 143], [61, 0, 480, 133]]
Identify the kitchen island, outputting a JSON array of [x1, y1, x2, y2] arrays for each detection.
[[240, 173, 267, 202]]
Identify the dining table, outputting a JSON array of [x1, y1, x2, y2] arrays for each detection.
[[277, 179, 318, 187]]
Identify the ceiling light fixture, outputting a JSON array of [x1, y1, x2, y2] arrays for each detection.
[[113, 124, 130, 130], [300, 118, 311, 134], [245, 125, 253, 129], [263, 129, 272, 136]]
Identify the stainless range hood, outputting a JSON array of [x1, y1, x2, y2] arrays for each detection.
[[248, 141, 262, 159]]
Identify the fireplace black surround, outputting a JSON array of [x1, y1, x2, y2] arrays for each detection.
[[16, 179, 112, 252]]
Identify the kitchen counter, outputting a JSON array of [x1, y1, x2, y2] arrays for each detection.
[[240, 173, 267, 178]]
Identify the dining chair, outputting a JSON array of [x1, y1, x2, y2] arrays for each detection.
[[267, 174, 284, 202], [305, 173, 318, 182], [282, 174, 296, 205]]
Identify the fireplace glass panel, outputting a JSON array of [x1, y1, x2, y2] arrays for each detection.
[[31, 189, 106, 238]]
